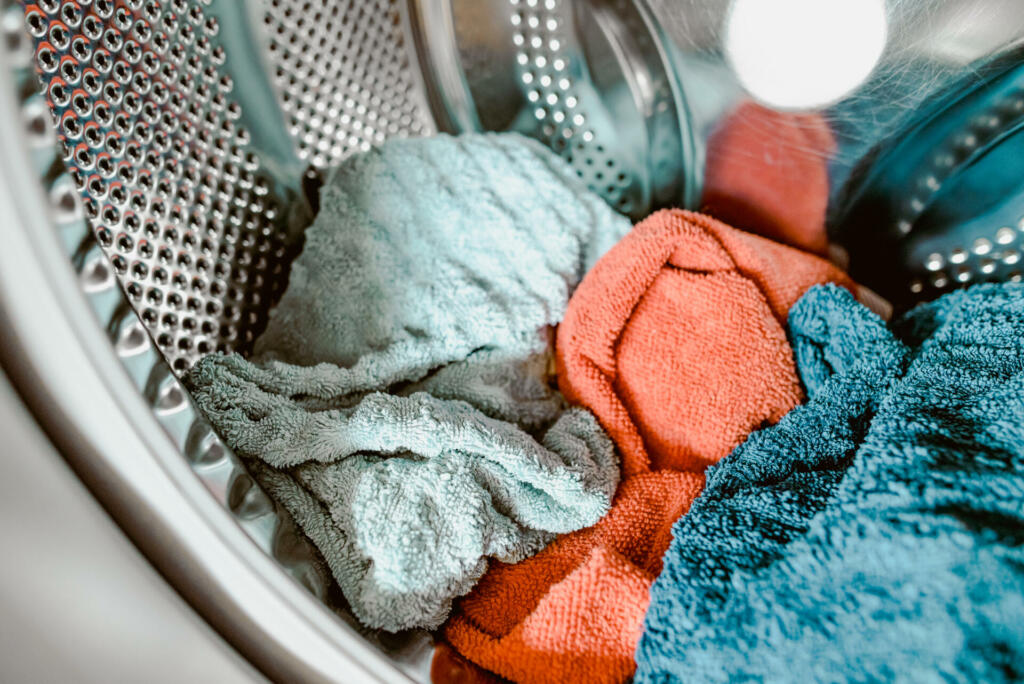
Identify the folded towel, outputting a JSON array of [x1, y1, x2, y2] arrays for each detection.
[[557, 209, 854, 475], [635, 283, 1024, 683], [701, 101, 835, 255], [438, 210, 854, 684], [187, 133, 631, 632]]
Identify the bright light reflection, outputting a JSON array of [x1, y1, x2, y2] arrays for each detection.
[[725, 0, 888, 110]]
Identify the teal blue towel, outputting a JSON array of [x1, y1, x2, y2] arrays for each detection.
[[187, 133, 628, 632], [635, 283, 1024, 683]]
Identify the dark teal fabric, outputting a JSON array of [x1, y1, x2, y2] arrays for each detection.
[[635, 283, 1024, 683]]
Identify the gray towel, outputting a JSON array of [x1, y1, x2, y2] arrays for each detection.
[[187, 133, 630, 631]]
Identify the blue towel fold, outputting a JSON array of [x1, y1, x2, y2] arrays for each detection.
[[187, 133, 629, 631], [635, 283, 1024, 683]]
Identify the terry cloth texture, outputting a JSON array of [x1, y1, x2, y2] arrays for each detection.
[[557, 209, 855, 475], [186, 133, 631, 632], [635, 283, 1024, 684], [438, 210, 854, 684], [254, 133, 628, 370], [702, 101, 835, 255]]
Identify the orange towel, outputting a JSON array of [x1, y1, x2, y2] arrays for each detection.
[[557, 209, 854, 476], [702, 101, 835, 255], [441, 473, 703, 684], [436, 210, 854, 684]]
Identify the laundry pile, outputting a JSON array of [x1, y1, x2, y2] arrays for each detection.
[[439, 209, 852, 683], [187, 126, 1024, 683]]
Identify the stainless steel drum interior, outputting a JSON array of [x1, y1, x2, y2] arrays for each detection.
[[1, 0, 1022, 681]]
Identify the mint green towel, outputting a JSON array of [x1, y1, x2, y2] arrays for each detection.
[[255, 132, 627, 372], [187, 133, 629, 631]]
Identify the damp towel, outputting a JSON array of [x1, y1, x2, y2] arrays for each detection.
[[437, 209, 854, 684], [635, 283, 1024, 683], [186, 133, 631, 632]]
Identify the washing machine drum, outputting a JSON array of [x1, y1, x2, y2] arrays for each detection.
[[2, 0, 1023, 681]]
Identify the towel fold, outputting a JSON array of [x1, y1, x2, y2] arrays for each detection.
[[438, 210, 854, 683], [190, 358, 618, 632], [635, 283, 1024, 683], [557, 209, 855, 475], [441, 471, 704, 684], [254, 132, 629, 372], [187, 133, 631, 632]]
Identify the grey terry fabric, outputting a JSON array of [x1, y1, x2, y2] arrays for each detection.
[[187, 133, 630, 631]]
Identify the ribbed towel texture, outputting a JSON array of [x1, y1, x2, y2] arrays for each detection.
[[557, 209, 855, 475], [187, 133, 631, 632], [635, 283, 1024, 683], [438, 210, 854, 684]]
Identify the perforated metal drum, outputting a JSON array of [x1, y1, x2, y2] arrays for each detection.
[[1, 1, 1023, 681]]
